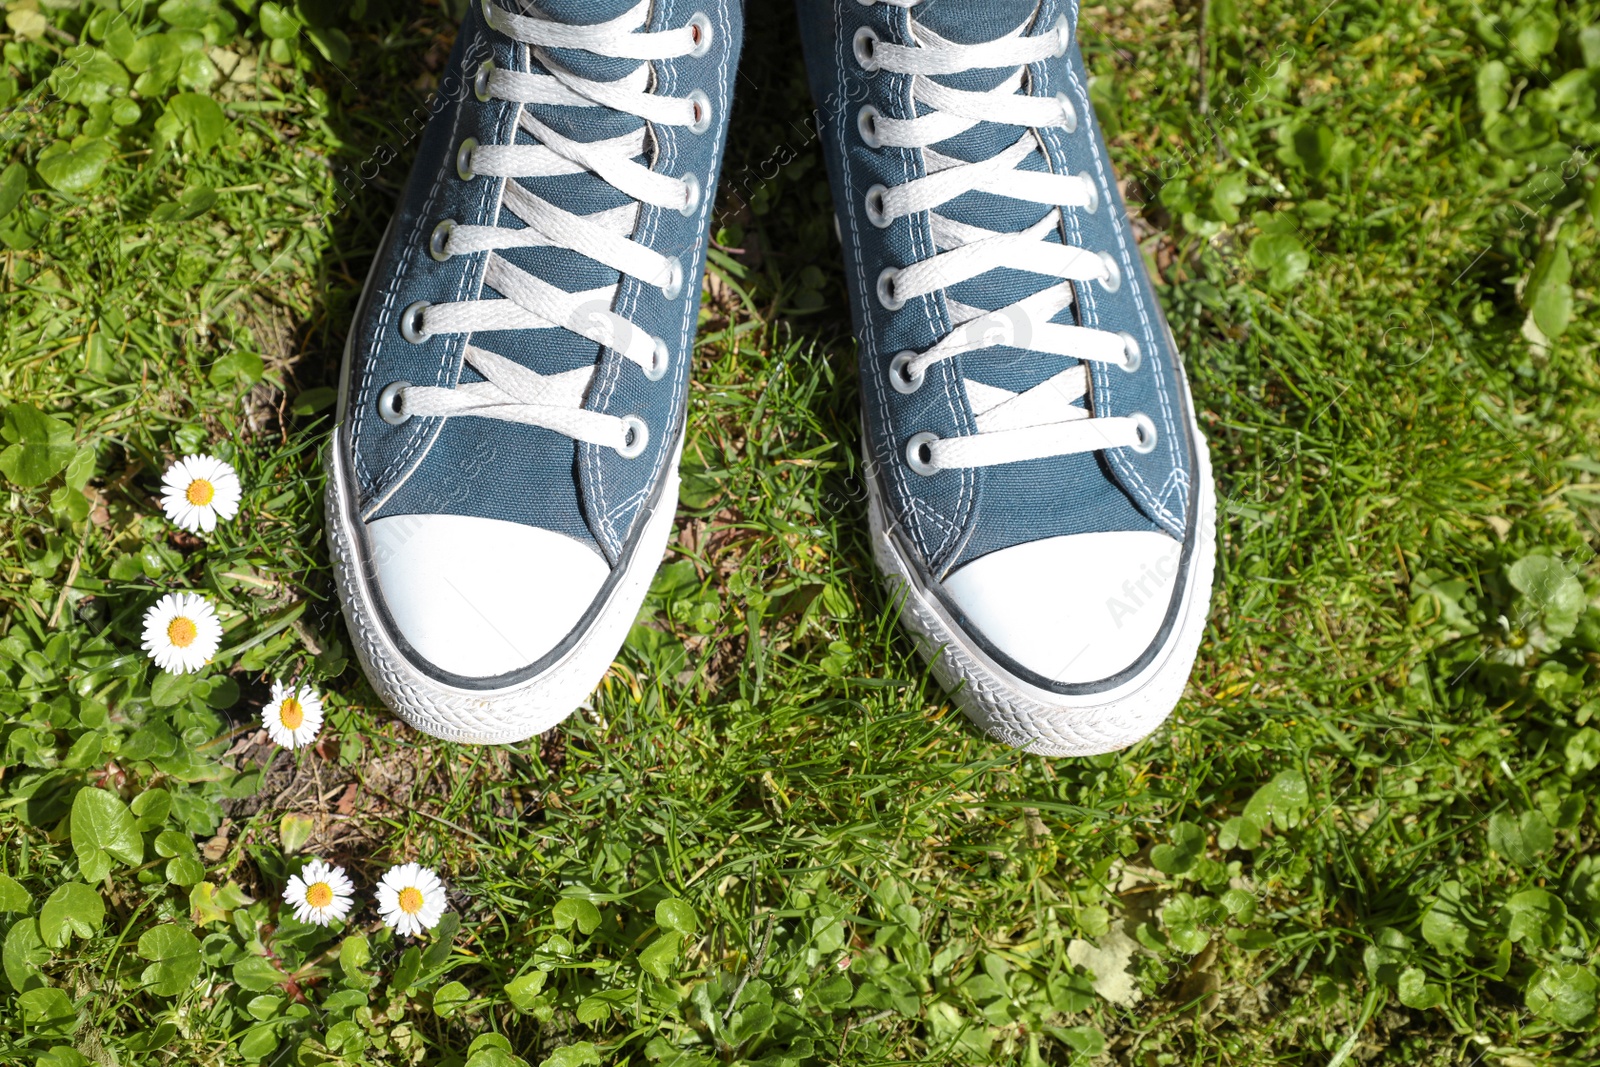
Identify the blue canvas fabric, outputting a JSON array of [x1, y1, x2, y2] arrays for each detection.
[[340, 0, 744, 565], [796, 0, 1198, 578]]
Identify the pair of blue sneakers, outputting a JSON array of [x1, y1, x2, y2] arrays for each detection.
[[327, 0, 1215, 755]]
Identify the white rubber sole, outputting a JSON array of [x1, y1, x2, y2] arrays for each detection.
[[324, 432, 679, 744], [867, 421, 1217, 757]]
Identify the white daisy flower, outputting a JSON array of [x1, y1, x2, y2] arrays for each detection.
[[262, 682, 324, 749], [141, 592, 223, 674], [282, 858, 355, 927], [375, 863, 448, 937], [160, 453, 242, 534]]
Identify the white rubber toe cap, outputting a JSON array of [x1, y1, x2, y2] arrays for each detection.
[[367, 514, 609, 679], [941, 530, 1184, 685]]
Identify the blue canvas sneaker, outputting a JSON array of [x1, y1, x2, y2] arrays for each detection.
[[797, 0, 1216, 755], [327, 0, 742, 743]]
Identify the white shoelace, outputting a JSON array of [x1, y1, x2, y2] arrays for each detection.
[[384, 0, 712, 458], [860, 8, 1156, 474]]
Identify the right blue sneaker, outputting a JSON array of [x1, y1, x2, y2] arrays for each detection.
[[798, 0, 1216, 755]]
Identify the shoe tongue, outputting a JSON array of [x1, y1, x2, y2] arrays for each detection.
[[912, 0, 1040, 45]]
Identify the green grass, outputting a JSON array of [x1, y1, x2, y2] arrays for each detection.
[[3, 0, 1600, 1064]]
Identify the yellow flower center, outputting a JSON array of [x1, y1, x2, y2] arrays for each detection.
[[167, 616, 198, 648], [279, 697, 304, 730], [397, 886, 425, 915], [305, 881, 334, 909], [186, 478, 215, 506]]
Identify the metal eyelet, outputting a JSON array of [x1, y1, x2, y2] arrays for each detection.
[[687, 90, 712, 134], [853, 26, 881, 70], [688, 12, 713, 56], [1051, 14, 1071, 57], [1129, 412, 1158, 454], [876, 267, 905, 310], [399, 301, 433, 344], [680, 172, 702, 216], [864, 184, 891, 228], [616, 415, 649, 459], [1082, 179, 1099, 215], [1118, 332, 1142, 373], [1055, 92, 1079, 133], [889, 351, 923, 394], [377, 381, 411, 425], [456, 138, 478, 181], [645, 339, 669, 381], [857, 105, 883, 148], [1096, 252, 1122, 292], [905, 432, 939, 476], [660, 256, 685, 300], [474, 59, 494, 102], [429, 219, 456, 262], [481, 0, 497, 23]]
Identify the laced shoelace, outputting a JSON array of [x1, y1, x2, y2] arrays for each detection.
[[378, 0, 713, 459], [858, 5, 1158, 475]]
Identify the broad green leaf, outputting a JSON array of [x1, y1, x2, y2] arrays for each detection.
[[237, 1023, 281, 1060], [19, 986, 76, 1036], [39, 882, 104, 947], [1477, 60, 1509, 114], [1243, 770, 1310, 831], [35, 139, 117, 194], [258, 2, 300, 38], [575, 995, 612, 1025], [1421, 895, 1472, 955], [1248, 232, 1310, 290], [1513, 10, 1560, 57], [1397, 966, 1444, 1010], [1526, 242, 1573, 339], [0, 402, 75, 487], [278, 813, 314, 855], [1150, 821, 1206, 875], [0, 162, 28, 218], [539, 1043, 601, 1067], [166, 855, 206, 886], [433, 980, 471, 1017], [391, 946, 421, 993], [1566, 728, 1600, 779], [554, 897, 602, 935], [306, 26, 351, 65], [0, 872, 31, 912], [506, 970, 547, 1011], [655, 897, 698, 934], [159, 0, 222, 29], [37, 1047, 90, 1067], [50, 47, 130, 104], [639, 932, 682, 979], [246, 994, 283, 1021], [339, 934, 372, 987], [1503, 888, 1567, 948], [154, 830, 196, 858], [1487, 810, 1554, 866], [1526, 963, 1599, 1029], [160, 93, 227, 152], [470, 1034, 515, 1057], [72, 787, 143, 882], [138, 924, 202, 996], [4, 918, 49, 992], [233, 954, 285, 992]]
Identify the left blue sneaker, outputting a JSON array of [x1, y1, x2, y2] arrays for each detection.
[[798, 0, 1216, 755], [327, 1, 742, 743]]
